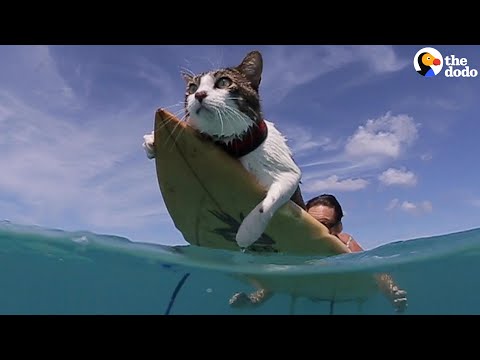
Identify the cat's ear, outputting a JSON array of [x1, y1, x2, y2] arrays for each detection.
[[237, 51, 263, 89], [180, 70, 194, 84]]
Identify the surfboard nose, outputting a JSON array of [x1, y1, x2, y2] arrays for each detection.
[[155, 108, 182, 138], [156, 108, 174, 127]]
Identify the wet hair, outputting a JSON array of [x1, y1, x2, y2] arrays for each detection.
[[305, 194, 344, 224]]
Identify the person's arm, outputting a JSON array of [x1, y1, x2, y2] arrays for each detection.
[[338, 233, 363, 252], [374, 273, 408, 313], [339, 233, 408, 313]]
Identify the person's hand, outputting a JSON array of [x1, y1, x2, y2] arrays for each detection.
[[390, 286, 408, 313], [375, 274, 408, 313], [229, 289, 268, 308], [229, 292, 251, 307]]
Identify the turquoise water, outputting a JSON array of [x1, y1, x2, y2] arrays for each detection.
[[2, 220, 480, 315]]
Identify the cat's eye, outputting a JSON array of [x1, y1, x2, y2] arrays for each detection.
[[216, 77, 232, 89], [187, 83, 198, 94]]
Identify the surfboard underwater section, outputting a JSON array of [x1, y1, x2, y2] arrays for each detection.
[[153, 108, 350, 256], [238, 272, 379, 302]]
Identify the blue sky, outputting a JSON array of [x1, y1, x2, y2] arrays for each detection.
[[1, 45, 479, 249]]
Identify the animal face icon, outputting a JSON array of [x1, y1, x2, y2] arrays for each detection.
[[413, 47, 444, 77]]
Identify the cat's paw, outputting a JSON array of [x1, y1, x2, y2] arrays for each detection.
[[235, 204, 271, 249], [142, 131, 155, 159]]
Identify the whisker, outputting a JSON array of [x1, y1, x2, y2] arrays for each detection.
[[159, 105, 186, 151], [218, 48, 225, 69], [207, 57, 217, 69], [247, 105, 260, 128], [178, 113, 188, 123], [219, 106, 249, 138], [156, 115, 177, 131], [160, 102, 184, 111], [179, 66, 195, 77], [171, 107, 187, 119], [156, 121, 172, 131], [249, 120, 254, 144], [214, 107, 225, 136], [225, 102, 259, 129], [204, 102, 229, 136], [222, 104, 253, 131], [170, 124, 186, 152], [155, 108, 186, 132], [164, 115, 185, 151]]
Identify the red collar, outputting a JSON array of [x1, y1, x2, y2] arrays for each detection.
[[214, 120, 268, 158]]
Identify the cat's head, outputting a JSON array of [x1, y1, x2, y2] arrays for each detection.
[[182, 50, 263, 140]]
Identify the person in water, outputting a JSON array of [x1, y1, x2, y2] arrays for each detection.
[[305, 194, 408, 312], [229, 194, 408, 313], [306, 194, 363, 251]]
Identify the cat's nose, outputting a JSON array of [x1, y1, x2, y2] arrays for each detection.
[[195, 91, 208, 102]]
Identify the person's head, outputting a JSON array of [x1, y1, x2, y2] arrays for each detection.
[[306, 194, 344, 234]]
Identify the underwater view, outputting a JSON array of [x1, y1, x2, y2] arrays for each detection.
[[2, 220, 480, 315]]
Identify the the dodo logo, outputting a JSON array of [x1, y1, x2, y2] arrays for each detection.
[[414, 47, 478, 78], [413, 47, 443, 77]]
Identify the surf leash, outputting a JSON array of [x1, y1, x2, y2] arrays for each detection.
[[164, 272, 191, 315]]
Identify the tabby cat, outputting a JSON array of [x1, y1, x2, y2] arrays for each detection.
[[143, 50, 304, 249]]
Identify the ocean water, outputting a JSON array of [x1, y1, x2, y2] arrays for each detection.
[[1, 220, 480, 315]]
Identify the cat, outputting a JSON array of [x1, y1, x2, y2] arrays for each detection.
[[143, 50, 305, 250]]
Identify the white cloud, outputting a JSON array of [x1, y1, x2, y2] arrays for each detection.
[[398, 88, 474, 113], [387, 199, 433, 214], [0, 45, 78, 110], [301, 111, 420, 185], [432, 98, 462, 111], [0, 92, 168, 231], [0, 46, 173, 240], [355, 45, 409, 73], [400, 201, 417, 212], [378, 168, 418, 187], [303, 175, 369, 192], [386, 198, 399, 211], [283, 126, 336, 156], [420, 153, 433, 161], [345, 112, 419, 160], [260, 46, 407, 103]]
